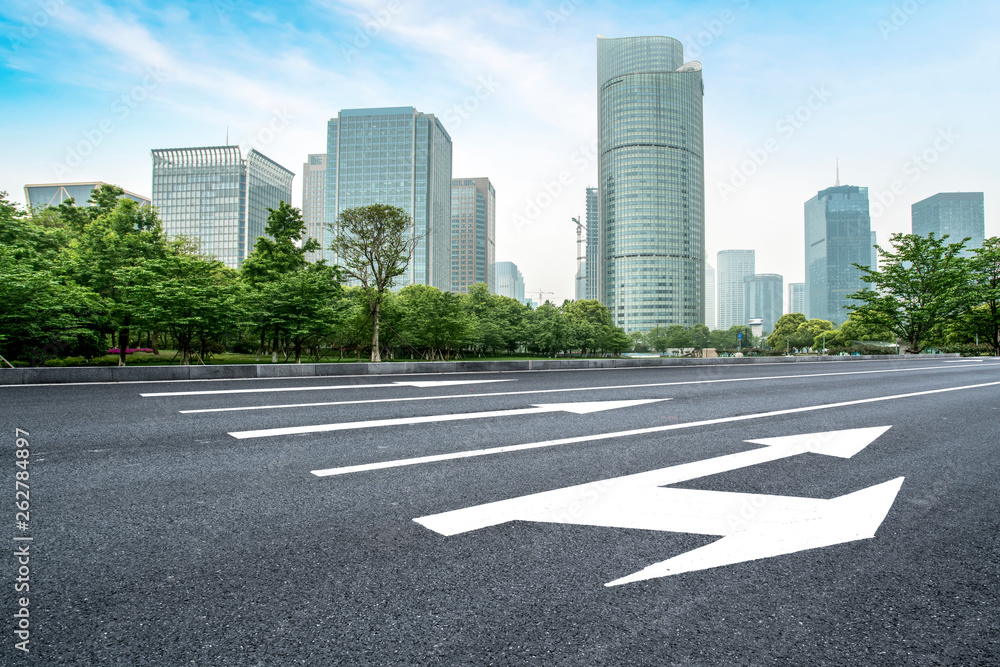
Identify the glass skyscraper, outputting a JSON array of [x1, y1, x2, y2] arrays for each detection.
[[495, 261, 525, 304], [302, 154, 327, 263], [704, 263, 716, 330], [787, 282, 805, 315], [326, 107, 452, 291], [911, 192, 985, 257], [804, 185, 872, 325], [151, 146, 293, 269], [745, 273, 784, 334], [716, 249, 755, 330], [451, 177, 496, 293], [597, 35, 705, 332]]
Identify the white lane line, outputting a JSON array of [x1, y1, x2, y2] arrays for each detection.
[[228, 399, 669, 439], [179, 363, 991, 413], [310, 379, 1000, 477], [141, 379, 512, 398], [945, 359, 982, 363]]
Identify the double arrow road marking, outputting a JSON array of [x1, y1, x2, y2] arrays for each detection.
[[229, 399, 670, 440], [415, 426, 904, 586]]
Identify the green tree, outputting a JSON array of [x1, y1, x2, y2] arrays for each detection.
[[398, 285, 475, 359], [965, 237, 1000, 355], [330, 204, 414, 362], [848, 233, 970, 353], [767, 313, 806, 351], [65, 197, 167, 365], [688, 324, 711, 349], [663, 324, 692, 350]]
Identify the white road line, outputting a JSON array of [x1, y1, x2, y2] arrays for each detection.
[[310, 379, 1000, 477], [229, 399, 668, 439], [180, 363, 990, 413], [141, 379, 512, 398]]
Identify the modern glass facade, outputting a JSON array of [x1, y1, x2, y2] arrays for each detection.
[[151, 146, 293, 269], [787, 282, 805, 315], [716, 249, 754, 330], [585, 186, 600, 301], [496, 261, 525, 304], [451, 177, 495, 293], [24, 182, 150, 209], [597, 35, 705, 332], [911, 192, 985, 257], [704, 263, 716, 330], [804, 185, 871, 325], [326, 107, 452, 290], [745, 273, 783, 334], [302, 154, 327, 263]]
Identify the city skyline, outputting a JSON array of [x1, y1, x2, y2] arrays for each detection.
[[2, 0, 999, 305]]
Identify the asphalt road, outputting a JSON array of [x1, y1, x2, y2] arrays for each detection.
[[2, 358, 999, 665]]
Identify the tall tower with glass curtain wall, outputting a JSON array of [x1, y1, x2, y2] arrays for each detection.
[[597, 35, 705, 332], [584, 186, 600, 301], [325, 107, 452, 290], [151, 145, 293, 269]]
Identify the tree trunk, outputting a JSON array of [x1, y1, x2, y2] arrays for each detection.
[[118, 323, 130, 366], [370, 298, 381, 362], [151, 331, 159, 355]]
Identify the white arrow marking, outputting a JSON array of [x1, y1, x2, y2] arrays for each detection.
[[229, 399, 669, 440], [140, 379, 512, 398], [414, 426, 904, 585]]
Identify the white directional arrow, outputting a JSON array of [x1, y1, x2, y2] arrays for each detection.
[[414, 426, 904, 586], [229, 399, 669, 439]]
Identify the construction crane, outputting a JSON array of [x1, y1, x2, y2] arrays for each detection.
[[572, 216, 586, 299], [529, 289, 554, 307]]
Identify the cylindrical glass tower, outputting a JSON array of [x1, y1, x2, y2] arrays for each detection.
[[597, 36, 705, 331]]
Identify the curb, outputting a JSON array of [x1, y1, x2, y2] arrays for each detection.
[[0, 353, 961, 385]]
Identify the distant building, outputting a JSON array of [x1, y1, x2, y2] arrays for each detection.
[[705, 263, 717, 330], [804, 185, 871, 325], [911, 192, 985, 256], [451, 177, 496, 293], [598, 35, 704, 331], [745, 274, 783, 334], [787, 282, 805, 315], [496, 261, 525, 303], [24, 182, 150, 209], [870, 230, 878, 271], [717, 250, 755, 330], [326, 106, 452, 290], [301, 154, 327, 263], [585, 186, 600, 302], [151, 145, 294, 269]]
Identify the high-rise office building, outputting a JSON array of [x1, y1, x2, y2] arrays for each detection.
[[302, 154, 327, 263], [745, 274, 783, 334], [151, 145, 294, 269], [804, 185, 872, 325], [870, 231, 878, 271], [495, 261, 525, 304], [24, 182, 150, 209], [326, 107, 452, 291], [584, 186, 600, 302], [451, 177, 496, 294], [717, 249, 755, 330], [705, 263, 716, 330], [911, 192, 985, 256], [597, 35, 705, 332], [787, 282, 805, 315]]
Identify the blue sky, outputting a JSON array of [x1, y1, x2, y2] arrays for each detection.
[[2, 0, 998, 305]]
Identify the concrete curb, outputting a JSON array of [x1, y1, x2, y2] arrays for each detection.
[[0, 353, 962, 385]]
